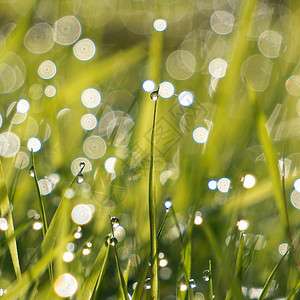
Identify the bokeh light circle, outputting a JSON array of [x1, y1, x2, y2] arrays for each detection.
[[178, 91, 193, 107], [0, 132, 20, 157], [81, 88, 101, 108], [285, 75, 300, 97], [27, 137, 42, 152], [38, 60, 57, 79], [153, 19, 167, 32], [38, 179, 52, 196], [83, 135, 107, 159], [24, 23, 54, 54], [258, 30, 282, 58], [80, 113, 97, 130], [143, 80, 155, 92], [290, 190, 300, 209], [192, 127, 208, 143], [210, 11, 234, 35], [54, 273, 78, 297], [73, 38, 96, 61], [71, 204, 93, 225], [208, 58, 227, 78], [158, 82, 175, 98], [166, 50, 196, 80], [54, 16, 81, 45], [44, 85, 56, 97], [70, 157, 92, 175]]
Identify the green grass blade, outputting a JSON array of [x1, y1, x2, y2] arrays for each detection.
[[148, 98, 159, 299], [30, 152, 52, 281], [3, 247, 58, 300], [118, 259, 131, 300], [8, 163, 22, 204], [30, 152, 48, 237], [258, 246, 290, 300], [78, 243, 111, 300], [225, 233, 245, 300], [287, 280, 300, 300], [250, 91, 286, 222], [132, 211, 169, 300], [0, 159, 21, 279], [209, 260, 214, 300], [243, 236, 259, 276]]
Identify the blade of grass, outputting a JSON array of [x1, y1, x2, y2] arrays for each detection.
[[78, 242, 111, 300], [148, 97, 159, 299], [242, 236, 259, 276], [249, 90, 286, 223], [132, 211, 169, 300], [258, 245, 290, 300], [109, 215, 130, 300], [8, 162, 22, 204], [287, 279, 300, 300], [209, 260, 214, 300], [30, 151, 52, 282], [0, 159, 21, 279], [118, 259, 131, 300], [225, 233, 245, 300], [3, 247, 58, 300]]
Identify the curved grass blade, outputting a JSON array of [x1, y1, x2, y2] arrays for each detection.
[[30, 151, 48, 238], [8, 162, 22, 204], [148, 98, 159, 299], [132, 211, 169, 300], [3, 247, 58, 300], [78, 243, 111, 300], [243, 236, 259, 276], [258, 246, 290, 300], [249, 90, 286, 223], [118, 259, 131, 300], [225, 233, 245, 300], [287, 280, 300, 300], [0, 159, 21, 279], [209, 260, 214, 300], [109, 216, 129, 300], [30, 151, 52, 281]]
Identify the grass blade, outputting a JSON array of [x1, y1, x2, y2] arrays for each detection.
[[109, 216, 129, 300], [209, 260, 214, 300], [132, 211, 169, 300], [78, 243, 111, 300], [287, 280, 300, 300], [250, 90, 286, 222], [258, 246, 290, 300], [0, 159, 21, 279], [243, 236, 259, 276], [3, 247, 58, 300], [30, 151, 52, 281], [148, 98, 159, 299]]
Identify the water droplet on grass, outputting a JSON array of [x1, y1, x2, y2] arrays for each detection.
[[189, 278, 196, 288], [29, 166, 35, 177], [110, 216, 120, 228], [203, 270, 210, 281], [76, 173, 84, 184], [110, 237, 118, 246], [150, 90, 159, 101], [144, 278, 151, 289], [79, 161, 85, 169]]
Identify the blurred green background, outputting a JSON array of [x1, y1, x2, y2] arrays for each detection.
[[0, 0, 299, 299]]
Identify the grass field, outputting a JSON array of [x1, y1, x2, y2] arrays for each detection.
[[0, 0, 299, 299]]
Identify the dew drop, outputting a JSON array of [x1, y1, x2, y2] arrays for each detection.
[[189, 278, 196, 288], [144, 278, 151, 290], [150, 90, 159, 101], [178, 277, 188, 291], [76, 173, 84, 184], [29, 165, 35, 177], [110, 216, 120, 228], [105, 234, 112, 246], [110, 237, 118, 246], [203, 270, 210, 281]]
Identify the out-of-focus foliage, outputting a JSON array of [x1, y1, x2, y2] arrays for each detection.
[[0, 0, 299, 299]]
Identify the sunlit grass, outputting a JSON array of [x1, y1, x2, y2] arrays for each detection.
[[0, 0, 299, 299]]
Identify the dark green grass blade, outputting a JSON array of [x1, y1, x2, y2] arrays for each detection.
[[225, 233, 245, 300], [250, 91, 286, 222], [30, 152, 48, 238], [0, 159, 21, 279], [287, 280, 300, 300], [8, 163, 22, 205], [148, 99, 159, 299], [3, 247, 58, 300], [132, 211, 169, 300], [258, 246, 290, 300], [30, 151, 52, 281], [243, 236, 259, 276], [78, 243, 111, 300], [118, 259, 131, 300], [209, 260, 214, 300]]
